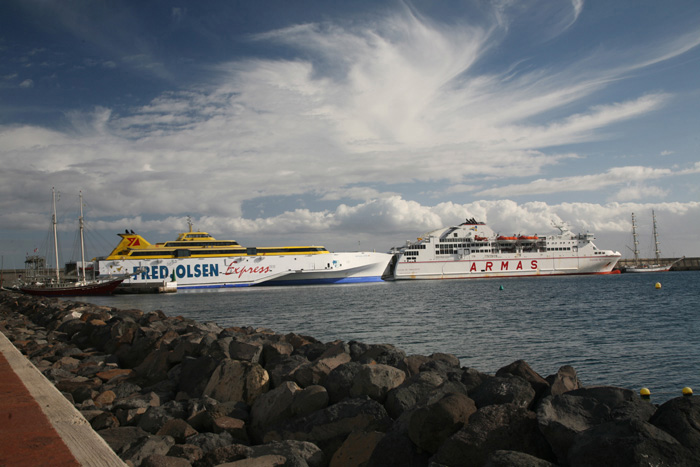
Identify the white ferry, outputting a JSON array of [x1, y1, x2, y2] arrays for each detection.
[[391, 218, 621, 280], [96, 223, 392, 289]]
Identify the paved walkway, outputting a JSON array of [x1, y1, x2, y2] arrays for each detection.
[[0, 331, 125, 466]]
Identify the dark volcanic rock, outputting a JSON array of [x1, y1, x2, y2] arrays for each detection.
[[484, 450, 557, 467], [650, 395, 700, 457], [567, 418, 698, 466], [434, 403, 555, 467], [537, 386, 657, 463], [408, 392, 477, 453], [264, 396, 392, 459], [496, 359, 549, 400], [469, 374, 536, 409]]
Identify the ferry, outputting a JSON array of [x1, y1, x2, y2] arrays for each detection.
[[96, 222, 392, 289], [391, 218, 621, 280]]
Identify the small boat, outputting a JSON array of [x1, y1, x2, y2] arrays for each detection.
[[496, 236, 517, 244], [20, 189, 130, 296], [624, 211, 682, 273]]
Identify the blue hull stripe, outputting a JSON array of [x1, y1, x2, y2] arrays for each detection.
[[177, 276, 385, 290]]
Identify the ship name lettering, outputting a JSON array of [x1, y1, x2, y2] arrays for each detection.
[[225, 263, 272, 278], [133, 263, 220, 280]]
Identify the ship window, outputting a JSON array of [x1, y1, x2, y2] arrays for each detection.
[[175, 249, 191, 258]]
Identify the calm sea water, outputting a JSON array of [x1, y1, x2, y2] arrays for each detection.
[[79, 271, 700, 403]]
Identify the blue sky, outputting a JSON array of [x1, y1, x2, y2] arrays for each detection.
[[1, 0, 699, 268]]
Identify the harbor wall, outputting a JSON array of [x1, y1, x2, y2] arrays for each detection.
[[2, 289, 700, 466]]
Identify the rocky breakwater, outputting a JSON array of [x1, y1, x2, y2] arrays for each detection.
[[1, 289, 699, 467]]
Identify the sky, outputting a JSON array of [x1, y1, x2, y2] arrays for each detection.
[[1, 0, 699, 268]]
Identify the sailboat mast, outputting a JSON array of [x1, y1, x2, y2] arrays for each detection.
[[631, 212, 639, 265], [79, 191, 86, 283], [652, 209, 661, 262], [52, 187, 60, 283]]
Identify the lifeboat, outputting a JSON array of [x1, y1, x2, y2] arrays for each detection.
[[517, 235, 539, 243], [496, 236, 517, 244], [474, 235, 489, 242]]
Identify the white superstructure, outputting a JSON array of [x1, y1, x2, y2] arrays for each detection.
[[392, 218, 621, 280]]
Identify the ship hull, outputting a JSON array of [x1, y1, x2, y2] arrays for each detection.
[[98, 252, 392, 289], [623, 265, 672, 273], [20, 278, 125, 296]]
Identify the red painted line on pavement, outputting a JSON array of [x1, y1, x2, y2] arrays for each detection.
[[0, 351, 80, 467]]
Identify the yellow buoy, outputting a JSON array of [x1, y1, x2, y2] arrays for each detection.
[[683, 387, 693, 396], [640, 388, 651, 400], [655, 282, 662, 289]]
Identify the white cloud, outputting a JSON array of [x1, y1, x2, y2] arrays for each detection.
[[3, 3, 700, 264], [476, 165, 694, 198], [19, 79, 34, 88]]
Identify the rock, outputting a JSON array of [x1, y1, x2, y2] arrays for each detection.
[[650, 395, 700, 457], [178, 356, 218, 398], [141, 454, 192, 467], [330, 431, 384, 467], [469, 374, 536, 409], [537, 386, 657, 463], [248, 440, 326, 467], [94, 389, 117, 408], [567, 418, 698, 466], [496, 360, 549, 399], [291, 343, 352, 388], [434, 403, 555, 467], [98, 426, 151, 455], [250, 380, 301, 442], [385, 371, 447, 419], [96, 368, 135, 384], [138, 401, 187, 434], [324, 362, 364, 403], [223, 454, 287, 466], [212, 416, 249, 443], [230, 339, 263, 363], [263, 341, 294, 363], [544, 365, 581, 396], [408, 392, 477, 453], [186, 432, 235, 455], [266, 354, 309, 389], [196, 444, 252, 466], [460, 367, 490, 392], [167, 444, 204, 464], [484, 450, 557, 467], [134, 348, 172, 385], [292, 385, 329, 417], [89, 411, 120, 430], [264, 397, 393, 459], [366, 411, 430, 467], [155, 419, 198, 444], [356, 343, 406, 366], [203, 358, 270, 405], [121, 433, 176, 466], [400, 355, 431, 376], [350, 363, 406, 403]]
